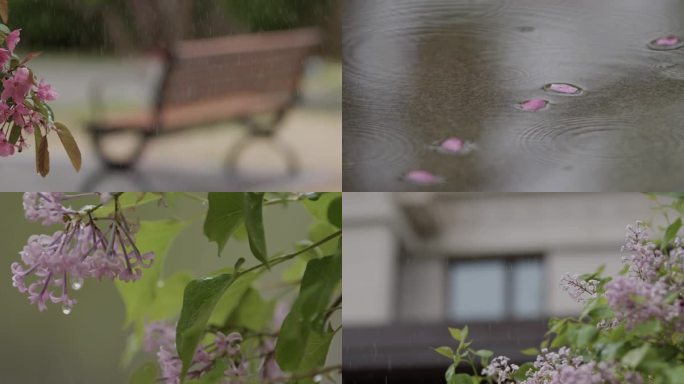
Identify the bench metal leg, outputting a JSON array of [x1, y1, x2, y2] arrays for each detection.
[[226, 109, 300, 176], [90, 130, 150, 170], [225, 135, 300, 176]]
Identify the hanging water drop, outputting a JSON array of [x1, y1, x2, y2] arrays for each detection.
[[62, 305, 72, 315], [71, 277, 83, 291]]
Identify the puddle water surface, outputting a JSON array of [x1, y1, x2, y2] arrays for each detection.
[[344, 0, 684, 191]]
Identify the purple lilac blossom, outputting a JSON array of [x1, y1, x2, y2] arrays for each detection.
[[12, 192, 154, 312]]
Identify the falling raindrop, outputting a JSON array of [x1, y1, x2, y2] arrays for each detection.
[[648, 35, 684, 50], [71, 277, 83, 291], [516, 99, 549, 112], [403, 170, 443, 185], [62, 305, 72, 315], [543, 83, 583, 96]]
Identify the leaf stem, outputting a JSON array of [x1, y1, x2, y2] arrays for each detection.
[[238, 230, 341, 276]]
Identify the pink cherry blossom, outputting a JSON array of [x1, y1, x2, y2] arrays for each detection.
[[545, 83, 581, 95], [6, 29, 21, 52], [404, 170, 441, 185], [655, 35, 680, 47], [440, 137, 463, 153], [36, 80, 57, 102], [0, 136, 14, 157], [0, 48, 10, 68], [518, 99, 548, 112], [2, 67, 33, 104]]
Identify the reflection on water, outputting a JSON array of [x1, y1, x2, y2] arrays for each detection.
[[343, 0, 684, 191]]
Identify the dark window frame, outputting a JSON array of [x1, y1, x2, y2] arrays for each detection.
[[445, 254, 545, 321]]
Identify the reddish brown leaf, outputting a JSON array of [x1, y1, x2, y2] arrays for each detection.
[[55, 122, 81, 172], [21, 52, 43, 66], [36, 134, 50, 178], [0, 0, 8, 24]]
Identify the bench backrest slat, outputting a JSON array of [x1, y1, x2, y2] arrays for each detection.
[[157, 28, 321, 110]]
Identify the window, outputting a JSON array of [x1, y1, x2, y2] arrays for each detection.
[[447, 257, 544, 321]]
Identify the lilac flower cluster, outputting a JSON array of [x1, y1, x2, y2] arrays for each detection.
[[143, 301, 291, 383], [518, 347, 628, 384], [481, 356, 519, 383], [11, 192, 153, 313], [560, 273, 599, 303], [143, 322, 247, 384], [604, 222, 684, 330]]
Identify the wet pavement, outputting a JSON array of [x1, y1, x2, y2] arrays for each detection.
[[343, 0, 684, 191]]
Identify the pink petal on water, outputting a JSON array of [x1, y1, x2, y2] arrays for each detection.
[[440, 137, 464, 153], [404, 170, 440, 184], [518, 99, 548, 112], [656, 35, 680, 46], [548, 83, 579, 94]]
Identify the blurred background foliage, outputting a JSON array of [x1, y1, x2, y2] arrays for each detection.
[[10, 0, 340, 55]]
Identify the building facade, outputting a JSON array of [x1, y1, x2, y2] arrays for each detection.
[[343, 193, 664, 383]]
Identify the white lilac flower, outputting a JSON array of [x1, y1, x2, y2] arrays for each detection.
[[482, 356, 519, 384]]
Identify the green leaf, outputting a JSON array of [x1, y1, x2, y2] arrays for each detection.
[[227, 288, 275, 332], [115, 220, 186, 327], [634, 318, 662, 338], [576, 325, 598, 349], [243, 192, 268, 266], [281, 240, 323, 283], [55, 122, 82, 172], [521, 347, 540, 356], [309, 221, 339, 255], [129, 362, 159, 384], [275, 251, 341, 372], [96, 193, 163, 217], [146, 272, 194, 321], [187, 359, 229, 383], [8, 124, 20, 145], [302, 193, 340, 221], [666, 366, 684, 384], [327, 196, 342, 228], [435, 346, 454, 359], [448, 327, 464, 341], [621, 343, 650, 369], [514, 362, 535, 381], [207, 271, 258, 326], [449, 373, 473, 384], [176, 273, 237, 381], [445, 364, 456, 382], [203, 193, 244, 256], [664, 218, 682, 246], [475, 349, 493, 366]]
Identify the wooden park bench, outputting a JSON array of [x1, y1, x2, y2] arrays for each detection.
[[86, 28, 322, 173]]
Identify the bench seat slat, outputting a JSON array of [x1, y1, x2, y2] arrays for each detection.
[[91, 92, 292, 134]]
